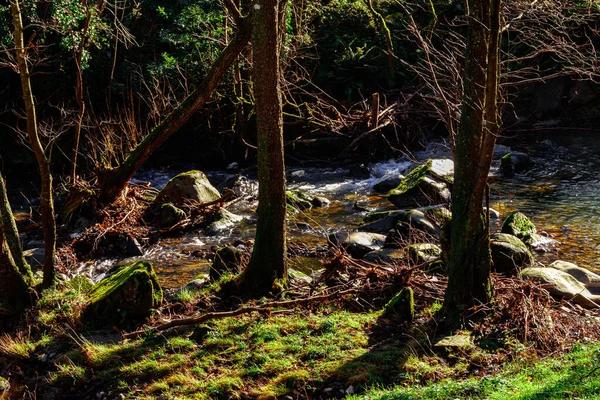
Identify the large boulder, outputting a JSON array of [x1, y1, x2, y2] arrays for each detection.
[[549, 260, 600, 289], [387, 161, 451, 208], [82, 261, 163, 327], [501, 211, 536, 242], [490, 233, 534, 274], [500, 152, 534, 177], [154, 170, 221, 205], [329, 231, 386, 259], [521, 267, 600, 308]]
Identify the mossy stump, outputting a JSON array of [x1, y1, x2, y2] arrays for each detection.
[[82, 261, 163, 327], [383, 287, 414, 321], [210, 246, 244, 281]]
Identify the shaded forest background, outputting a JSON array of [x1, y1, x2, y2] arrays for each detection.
[[2, 0, 599, 183]]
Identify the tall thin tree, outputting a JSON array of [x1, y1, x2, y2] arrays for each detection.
[[242, 0, 288, 293], [444, 0, 502, 312], [11, 0, 57, 287]]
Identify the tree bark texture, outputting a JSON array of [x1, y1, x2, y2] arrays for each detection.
[[243, 0, 288, 293], [0, 225, 34, 313], [444, 0, 502, 312], [11, 0, 57, 288], [99, 17, 252, 203], [0, 174, 32, 282]]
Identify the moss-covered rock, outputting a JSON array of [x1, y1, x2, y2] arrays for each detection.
[[490, 233, 534, 274], [383, 288, 414, 320], [521, 267, 600, 308], [157, 203, 186, 228], [154, 170, 221, 206], [373, 174, 405, 194], [500, 152, 534, 177], [286, 190, 314, 211], [210, 246, 244, 281], [82, 261, 163, 327], [405, 243, 442, 264], [387, 161, 451, 208], [501, 211, 536, 242]]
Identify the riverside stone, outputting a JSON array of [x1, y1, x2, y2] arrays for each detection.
[[82, 261, 163, 327], [521, 267, 600, 308], [329, 231, 386, 258], [154, 170, 221, 205], [490, 233, 534, 274]]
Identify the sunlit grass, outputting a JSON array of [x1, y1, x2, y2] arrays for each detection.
[[0, 333, 35, 360]]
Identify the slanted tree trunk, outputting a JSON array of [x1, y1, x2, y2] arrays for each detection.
[[0, 175, 35, 313], [11, 0, 56, 288], [0, 174, 32, 283], [99, 15, 252, 203], [242, 0, 288, 293], [444, 0, 501, 312]]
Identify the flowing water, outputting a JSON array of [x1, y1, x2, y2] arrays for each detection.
[[76, 131, 600, 288]]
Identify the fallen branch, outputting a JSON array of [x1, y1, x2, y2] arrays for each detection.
[[123, 287, 363, 339]]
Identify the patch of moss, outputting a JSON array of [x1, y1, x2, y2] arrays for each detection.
[[383, 288, 414, 320], [286, 190, 313, 211], [388, 161, 431, 197], [82, 261, 163, 327], [501, 211, 536, 241]]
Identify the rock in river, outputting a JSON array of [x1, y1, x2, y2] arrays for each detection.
[[387, 161, 451, 208], [501, 211, 536, 242], [490, 233, 534, 274], [521, 267, 600, 308], [500, 152, 534, 177], [329, 231, 386, 259], [154, 170, 221, 205]]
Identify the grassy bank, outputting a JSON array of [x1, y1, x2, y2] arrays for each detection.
[[353, 341, 600, 399], [2, 270, 600, 399]]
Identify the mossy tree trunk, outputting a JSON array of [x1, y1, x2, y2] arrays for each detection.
[[0, 174, 32, 283], [11, 0, 56, 288], [0, 227, 34, 313], [444, 0, 502, 312], [98, 15, 252, 203], [242, 0, 288, 293], [0, 173, 35, 312]]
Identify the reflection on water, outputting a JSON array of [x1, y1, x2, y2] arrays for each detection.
[[491, 132, 600, 271]]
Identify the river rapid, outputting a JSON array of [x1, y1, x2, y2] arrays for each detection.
[[77, 131, 600, 288]]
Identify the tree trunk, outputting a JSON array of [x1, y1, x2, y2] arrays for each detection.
[[11, 0, 57, 288], [99, 17, 252, 203], [0, 225, 35, 313], [444, 0, 501, 312], [0, 174, 32, 283], [242, 0, 288, 293]]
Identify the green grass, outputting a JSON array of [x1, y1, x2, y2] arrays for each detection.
[[353, 342, 600, 399], [7, 283, 600, 399], [37, 307, 383, 399]]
